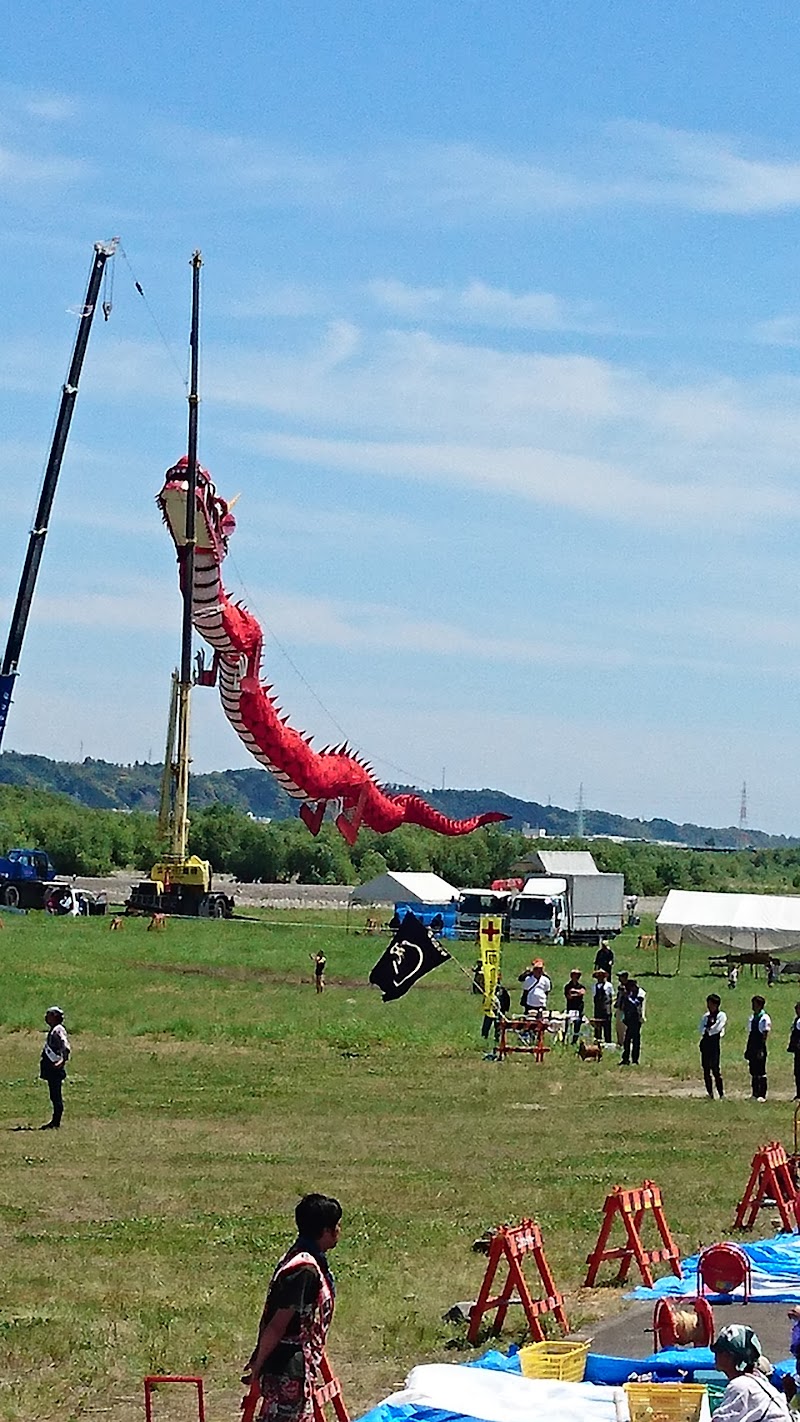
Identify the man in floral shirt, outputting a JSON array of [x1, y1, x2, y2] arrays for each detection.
[[244, 1194, 342, 1422]]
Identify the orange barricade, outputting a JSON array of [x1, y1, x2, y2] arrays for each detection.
[[496, 1016, 550, 1063], [734, 1140, 800, 1232], [584, 1181, 683, 1288], [144, 1376, 206, 1422], [467, 1219, 569, 1345]]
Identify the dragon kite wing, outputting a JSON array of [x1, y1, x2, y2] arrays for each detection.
[[158, 459, 510, 846]]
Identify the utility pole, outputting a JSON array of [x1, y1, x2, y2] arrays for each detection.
[[0, 239, 118, 750], [576, 782, 585, 838]]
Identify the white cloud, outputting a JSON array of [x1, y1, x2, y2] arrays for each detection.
[[0, 143, 86, 188], [753, 315, 800, 348], [152, 118, 800, 219], [367, 279, 603, 332], [22, 94, 77, 123]]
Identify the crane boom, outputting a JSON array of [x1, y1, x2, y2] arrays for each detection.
[[0, 238, 118, 749]]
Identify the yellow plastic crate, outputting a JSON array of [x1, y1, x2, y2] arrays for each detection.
[[518, 1340, 589, 1382], [624, 1383, 708, 1422]]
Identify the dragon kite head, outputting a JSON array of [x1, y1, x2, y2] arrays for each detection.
[[158, 456, 237, 561]]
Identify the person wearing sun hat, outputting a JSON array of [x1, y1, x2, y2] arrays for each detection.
[[712, 1324, 788, 1422], [39, 1006, 71, 1130], [518, 958, 550, 1014]]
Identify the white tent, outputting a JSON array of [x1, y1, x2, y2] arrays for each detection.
[[657, 889, 800, 954], [351, 871, 459, 905]]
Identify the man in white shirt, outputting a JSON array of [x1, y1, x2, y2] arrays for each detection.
[[518, 959, 551, 1014], [745, 995, 771, 1101], [699, 992, 726, 1099]]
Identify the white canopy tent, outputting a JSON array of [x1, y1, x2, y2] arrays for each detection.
[[350, 871, 459, 905], [657, 889, 800, 955]]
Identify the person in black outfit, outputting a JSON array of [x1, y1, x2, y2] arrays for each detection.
[[39, 1006, 71, 1129], [563, 969, 586, 1043], [745, 995, 771, 1101], [481, 976, 511, 1041], [620, 979, 643, 1066], [788, 1002, 800, 1100], [698, 993, 726, 1099], [594, 941, 614, 975]]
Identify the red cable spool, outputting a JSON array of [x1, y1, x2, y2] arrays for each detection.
[[697, 1242, 751, 1300], [653, 1297, 714, 1350]]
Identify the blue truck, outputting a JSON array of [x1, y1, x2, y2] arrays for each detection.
[[0, 848, 57, 909]]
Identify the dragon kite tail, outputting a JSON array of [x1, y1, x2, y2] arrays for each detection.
[[388, 796, 510, 836], [158, 458, 511, 846]]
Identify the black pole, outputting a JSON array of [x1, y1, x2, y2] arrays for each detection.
[[181, 251, 202, 687], [171, 251, 202, 859], [0, 238, 117, 748]]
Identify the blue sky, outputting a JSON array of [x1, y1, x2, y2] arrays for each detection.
[[3, 2, 800, 833]]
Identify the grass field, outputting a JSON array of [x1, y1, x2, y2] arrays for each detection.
[[0, 906, 797, 1422]]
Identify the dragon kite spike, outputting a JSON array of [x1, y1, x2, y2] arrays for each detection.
[[157, 458, 510, 843]]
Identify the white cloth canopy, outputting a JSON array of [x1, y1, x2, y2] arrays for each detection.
[[350, 871, 458, 904], [657, 889, 800, 954]]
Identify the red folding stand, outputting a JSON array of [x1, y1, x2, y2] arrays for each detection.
[[584, 1181, 683, 1289], [312, 1352, 351, 1422], [144, 1376, 206, 1422], [496, 1016, 550, 1063], [734, 1141, 800, 1232], [240, 1353, 349, 1422], [467, 1219, 569, 1344]]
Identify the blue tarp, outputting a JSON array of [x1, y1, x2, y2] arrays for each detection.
[[627, 1233, 800, 1303]]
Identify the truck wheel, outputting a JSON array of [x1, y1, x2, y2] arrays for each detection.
[[2, 884, 20, 908], [209, 897, 226, 919]]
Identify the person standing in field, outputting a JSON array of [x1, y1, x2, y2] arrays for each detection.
[[243, 1193, 342, 1422], [592, 969, 613, 1043], [39, 1006, 70, 1130], [614, 971, 630, 1045], [310, 952, 326, 994], [518, 958, 550, 1014], [745, 994, 771, 1101], [620, 978, 644, 1066], [787, 1003, 800, 1101], [563, 968, 586, 1043], [699, 993, 726, 1099]]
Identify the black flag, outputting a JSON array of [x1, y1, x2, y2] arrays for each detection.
[[369, 911, 450, 1002]]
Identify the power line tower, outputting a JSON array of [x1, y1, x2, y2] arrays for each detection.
[[576, 782, 585, 838], [739, 781, 748, 843]]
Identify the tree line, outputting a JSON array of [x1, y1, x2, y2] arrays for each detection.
[[4, 783, 800, 893]]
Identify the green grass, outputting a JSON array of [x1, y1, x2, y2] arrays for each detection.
[[0, 909, 796, 1421]]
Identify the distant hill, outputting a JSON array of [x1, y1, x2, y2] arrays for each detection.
[[0, 749, 795, 848]]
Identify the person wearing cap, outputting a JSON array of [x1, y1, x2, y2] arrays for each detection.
[[592, 969, 613, 1043], [712, 1324, 788, 1422], [745, 995, 771, 1101], [620, 978, 645, 1066], [614, 971, 630, 1046], [563, 969, 586, 1043], [518, 959, 551, 1014], [699, 993, 727, 1099], [39, 1006, 71, 1130]]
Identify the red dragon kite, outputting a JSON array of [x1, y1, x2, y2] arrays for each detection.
[[158, 460, 509, 845]]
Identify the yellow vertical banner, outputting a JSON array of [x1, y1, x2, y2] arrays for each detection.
[[479, 915, 503, 1015]]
